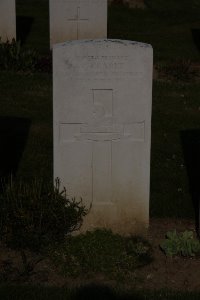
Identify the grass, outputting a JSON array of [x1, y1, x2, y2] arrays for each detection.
[[49, 229, 152, 281], [0, 71, 52, 180], [16, 0, 49, 53], [108, 0, 200, 62], [1, 285, 200, 300], [151, 81, 200, 218]]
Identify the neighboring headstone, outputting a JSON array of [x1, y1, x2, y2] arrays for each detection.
[[49, 0, 107, 47], [53, 39, 153, 234], [0, 0, 16, 42]]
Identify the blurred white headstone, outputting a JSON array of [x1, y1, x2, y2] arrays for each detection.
[[0, 0, 16, 42], [49, 0, 107, 47]]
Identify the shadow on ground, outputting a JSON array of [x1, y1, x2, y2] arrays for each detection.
[[191, 28, 200, 52], [16, 16, 34, 44], [71, 283, 144, 300], [181, 129, 200, 234], [0, 116, 31, 179]]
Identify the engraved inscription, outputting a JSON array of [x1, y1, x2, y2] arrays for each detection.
[[65, 55, 143, 79], [88, 57, 126, 70]]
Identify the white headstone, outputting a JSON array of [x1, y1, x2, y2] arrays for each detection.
[[49, 0, 107, 47], [0, 0, 16, 42], [53, 39, 153, 234]]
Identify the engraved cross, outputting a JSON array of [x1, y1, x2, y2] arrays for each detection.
[[67, 6, 89, 39]]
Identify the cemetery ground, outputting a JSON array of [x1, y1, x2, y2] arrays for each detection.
[[0, 0, 200, 298]]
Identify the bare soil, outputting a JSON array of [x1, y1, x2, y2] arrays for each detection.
[[0, 218, 200, 291], [135, 218, 200, 292]]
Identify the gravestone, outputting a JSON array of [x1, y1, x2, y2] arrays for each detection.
[[0, 0, 16, 42], [49, 0, 107, 47], [53, 39, 153, 234]]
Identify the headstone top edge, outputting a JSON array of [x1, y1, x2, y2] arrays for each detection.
[[53, 39, 152, 50]]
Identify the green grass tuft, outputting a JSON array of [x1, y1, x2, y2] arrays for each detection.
[[50, 229, 153, 281]]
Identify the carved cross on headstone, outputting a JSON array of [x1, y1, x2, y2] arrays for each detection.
[[59, 89, 145, 204], [67, 6, 89, 39]]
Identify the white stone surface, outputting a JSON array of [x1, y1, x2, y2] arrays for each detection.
[[0, 0, 16, 42], [53, 39, 153, 234], [49, 0, 107, 47]]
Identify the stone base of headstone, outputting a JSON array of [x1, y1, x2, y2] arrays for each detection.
[[79, 204, 149, 235]]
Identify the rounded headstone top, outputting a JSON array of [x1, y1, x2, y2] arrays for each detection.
[[53, 39, 152, 50]]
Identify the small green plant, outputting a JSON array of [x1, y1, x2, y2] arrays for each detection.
[[0, 177, 88, 251], [36, 53, 52, 73], [0, 177, 88, 276], [160, 230, 200, 257], [0, 38, 38, 72], [50, 229, 153, 280]]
